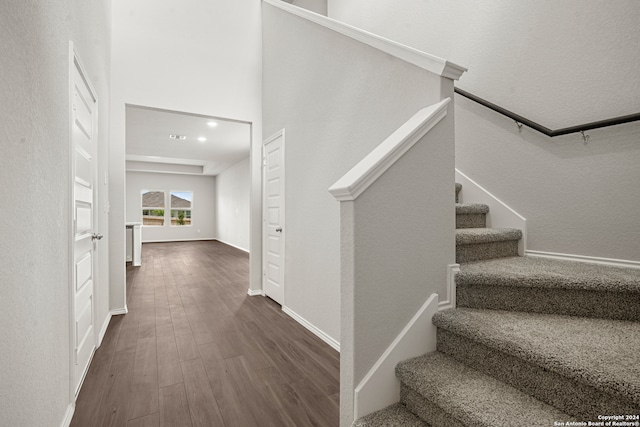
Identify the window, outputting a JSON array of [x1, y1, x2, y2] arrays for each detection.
[[170, 191, 192, 226], [141, 190, 165, 226]]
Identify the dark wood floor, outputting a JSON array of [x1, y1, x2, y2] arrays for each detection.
[[71, 241, 339, 427]]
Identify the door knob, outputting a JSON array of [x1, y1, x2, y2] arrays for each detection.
[[92, 233, 104, 241], [275, 227, 282, 232]]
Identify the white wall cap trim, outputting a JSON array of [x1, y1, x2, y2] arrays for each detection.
[[282, 305, 340, 352], [329, 98, 450, 201], [263, 0, 467, 80], [526, 250, 640, 270]]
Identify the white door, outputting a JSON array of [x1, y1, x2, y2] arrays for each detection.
[[71, 51, 100, 396], [263, 131, 285, 305]]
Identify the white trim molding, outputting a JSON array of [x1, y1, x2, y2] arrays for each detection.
[[330, 99, 450, 201], [60, 403, 75, 427], [526, 250, 640, 270], [247, 289, 265, 297], [439, 264, 460, 310], [455, 168, 527, 255], [354, 294, 439, 419], [214, 238, 249, 253], [263, 0, 466, 80], [141, 238, 216, 244], [110, 306, 129, 316], [282, 305, 340, 352], [97, 313, 112, 347]]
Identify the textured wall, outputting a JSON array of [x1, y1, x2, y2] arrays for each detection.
[[328, 0, 640, 127], [126, 172, 216, 242], [215, 157, 251, 251], [110, 0, 262, 309], [329, 0, 640, 261], [292, 0, 327, 15], [352, 115, 454, 386], [263, 2, 442, 353], [0, 0, 111, 425], [456, 96, 640, 261]]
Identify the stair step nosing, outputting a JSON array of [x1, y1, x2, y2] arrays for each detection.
[[456, 228, 522, 244], [457, 272, 640, 293], [432, 310, 640, 405], [397, 352, 574, 425], [455, 203, 490, 214]]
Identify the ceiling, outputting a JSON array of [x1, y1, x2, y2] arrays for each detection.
[[125, 105, 251, 176]]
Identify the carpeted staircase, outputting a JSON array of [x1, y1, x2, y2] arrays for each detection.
[[356, 183, 640, 426]]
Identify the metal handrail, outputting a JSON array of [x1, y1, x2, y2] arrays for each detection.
[[454, 87, 640, 138]]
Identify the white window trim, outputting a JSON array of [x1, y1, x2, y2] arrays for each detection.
[[169, 190, 193, 227], [141, 190, 166, 227]]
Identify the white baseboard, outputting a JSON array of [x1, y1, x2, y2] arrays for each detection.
[[455, 169, 527, 255], [439, 264, 459, 310], [97, 312, 112, 347], [110, 306, 128, 316], [282, 305, 340, 352], [526, 250, 640, 270], [60, 403, 75, 427], [247, 288, 264, 296], [214, 238, 250, 253], [354, 293, 439, 419], [142, 238, 215, 243]]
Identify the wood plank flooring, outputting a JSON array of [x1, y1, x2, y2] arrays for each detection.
[[71, 241, 339, 427]]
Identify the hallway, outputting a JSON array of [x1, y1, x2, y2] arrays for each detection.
[[71, 241, 339, 426]]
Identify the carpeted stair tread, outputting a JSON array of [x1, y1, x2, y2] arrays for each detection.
[[456, 228, 522, 245], [458, 256, 640, 293], [396, 352, 573, 426], [355, 403, 428, 426], [455, 203, 489, 214], [455, 203, 489, 229], [432, 308, 640, 406]]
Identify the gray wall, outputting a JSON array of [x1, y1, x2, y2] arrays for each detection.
[[216, 157, 251, 251], [329, 0, 640, 261], [0, 0, 111, 424], [456, 96, 640, 261], [263, 2, 443, 348], [126, 172, 217, 242], [292, 0, 327, 15]]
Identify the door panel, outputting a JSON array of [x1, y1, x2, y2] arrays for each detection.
[[75, 254, 92, 292], [263, 131, 285, 305], [76, 205, 92, 235], [71, 54, 98, 396]]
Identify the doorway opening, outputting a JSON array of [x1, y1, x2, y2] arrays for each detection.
[[124, 105, 252, 295]]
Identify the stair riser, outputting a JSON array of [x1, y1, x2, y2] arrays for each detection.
[[457, 285, 640, 322], [401, 385, 466, 427], [455, 213, 486, 229], [436, 329, 640, 419], [456, 240, 518, 263]]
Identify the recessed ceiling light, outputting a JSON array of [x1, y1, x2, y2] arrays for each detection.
[[169, 134, 187, 140], [197, 137, 207, 142], [207, 121, 217, 128]]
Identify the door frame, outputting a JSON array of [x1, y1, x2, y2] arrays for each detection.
[[262, 129, 285, 303], [68, 41, 100, 402]]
